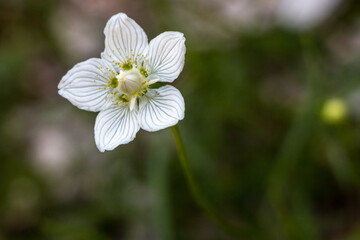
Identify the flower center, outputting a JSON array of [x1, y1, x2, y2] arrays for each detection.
[[99, 59, 157, 110], [116, 69, 145, 96]]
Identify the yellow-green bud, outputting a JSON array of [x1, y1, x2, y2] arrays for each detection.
[[322, 98, 347, 124]]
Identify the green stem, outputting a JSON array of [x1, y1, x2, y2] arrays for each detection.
[[170, 125, 262, 240]]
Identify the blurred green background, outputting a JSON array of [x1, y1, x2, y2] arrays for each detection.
[[1, 0, 360, 239]]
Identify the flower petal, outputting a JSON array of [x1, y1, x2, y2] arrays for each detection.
[[58, 58, 113, 112], [103, 13, 148, 64], [95, 106, 140, 152], [146, 31, 186, 83], [138, 85, 185, 132]]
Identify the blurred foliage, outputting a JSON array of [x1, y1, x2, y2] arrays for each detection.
[[1, 0, 360, 239]]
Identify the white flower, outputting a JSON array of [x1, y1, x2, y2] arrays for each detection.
[[58, 13, 186, 152]]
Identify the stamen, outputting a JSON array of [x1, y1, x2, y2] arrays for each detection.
[[122, 62, 132, 70], [109, 77, 119, 88]]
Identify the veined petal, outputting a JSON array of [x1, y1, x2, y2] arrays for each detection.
[[95, 106, 140, 152], [103, 13, 148, 64], [146, 31, 186, 83], [58, 58, 113, 112], [138, 85, 185, 132]]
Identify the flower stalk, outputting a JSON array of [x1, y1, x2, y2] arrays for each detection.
[[171, 125, 252, 239]]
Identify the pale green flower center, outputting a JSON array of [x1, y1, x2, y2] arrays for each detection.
[[116, 69, 144, 96], [99, 56, 158, 109]]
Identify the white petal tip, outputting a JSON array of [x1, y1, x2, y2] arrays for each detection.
[[58, 89, 69, 100], [119, 13, 128, 19], [165, 31, 185, 42], [97, 147, 105, 152], [117, 12, 128, 18], [108, 13, 129, 21], [96, 135, 137, 152], [167, 31, 184, 36]]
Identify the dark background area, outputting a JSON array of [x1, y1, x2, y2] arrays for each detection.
[[1, 0, 360, 239]]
